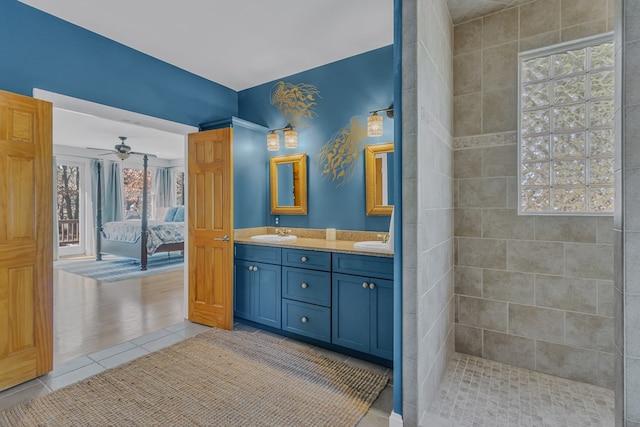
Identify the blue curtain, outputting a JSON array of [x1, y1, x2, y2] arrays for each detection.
[[154, 167, 173, 207], [104, 161, 123, 223]]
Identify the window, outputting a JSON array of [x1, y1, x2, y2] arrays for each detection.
[[123, 168, 153, 219], [57, 163, 81, 247], [518, 34, 614, 215]]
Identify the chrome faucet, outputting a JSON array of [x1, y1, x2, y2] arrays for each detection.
[[377, 233, 389, 244]]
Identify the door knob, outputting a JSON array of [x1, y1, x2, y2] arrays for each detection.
[[214, 235, 230, 242], [362, 282, 369, 288], [301, 316, 308, 323], [301, 283, 308, 289], [369, 282, 376, 290], [301, 256, 308, 262]]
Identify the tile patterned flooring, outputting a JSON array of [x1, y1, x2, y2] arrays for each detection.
[[0, 321, 394, 427], [429, 353, 615, 427]]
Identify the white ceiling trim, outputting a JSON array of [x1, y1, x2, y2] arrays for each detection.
[[33, 89, 196, 160]]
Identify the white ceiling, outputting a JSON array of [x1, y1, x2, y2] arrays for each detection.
[[53, 108, 185, 160], [19, 0, 394, 92], [21, 0, 516, 158]]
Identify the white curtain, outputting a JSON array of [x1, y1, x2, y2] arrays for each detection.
[[52, 156, 59, 261], [154, 167, 173, 207]]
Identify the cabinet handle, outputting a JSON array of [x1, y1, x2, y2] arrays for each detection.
[[369, 282, 376, 290], [253, 266, 258, 271], [248, 266, 253, 271], [301, 282, 308, 289], [301, 316, 308, 323], [362, 282, 369, 288], [301, 256, 308, 262]]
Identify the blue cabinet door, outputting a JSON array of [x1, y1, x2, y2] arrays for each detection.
[[253, 261, 282, 328], [369, 278, 394, 360], [332, 273, 370, 354], [234, 259, 254, 321]]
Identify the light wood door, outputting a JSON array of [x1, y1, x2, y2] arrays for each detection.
[[0, 90, 53, 391], [187, 128, 233, 330]]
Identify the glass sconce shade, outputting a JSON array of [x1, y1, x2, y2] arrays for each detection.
[[284, 128, 298, 149], [367, 113, 383, 137], [267, 131, 280, 151]]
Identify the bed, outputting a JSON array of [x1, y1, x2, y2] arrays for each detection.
[[95, 157, 185, 271]]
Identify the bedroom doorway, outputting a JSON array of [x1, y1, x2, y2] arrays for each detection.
[[34, 88, 198, 367]]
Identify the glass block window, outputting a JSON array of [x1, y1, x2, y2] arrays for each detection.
[[518, 34, 614, 215]]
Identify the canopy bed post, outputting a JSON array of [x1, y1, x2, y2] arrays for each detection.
[[140, 154, 149, 271], [96, 161, 102, 261]]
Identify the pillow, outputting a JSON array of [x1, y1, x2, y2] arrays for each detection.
[[164, 206, 178, 222], [173, 206, 185, 222], [124, 209, 140, 221]]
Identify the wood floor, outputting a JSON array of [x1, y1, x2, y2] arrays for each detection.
[[53, 267, 185, 366]]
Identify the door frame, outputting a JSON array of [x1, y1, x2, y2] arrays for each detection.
[[33, 89, 198, 319]]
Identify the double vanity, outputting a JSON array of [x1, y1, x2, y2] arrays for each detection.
[[233, 233, 394, 366], [231, 141, 396, 365]]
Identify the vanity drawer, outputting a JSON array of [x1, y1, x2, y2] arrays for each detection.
[[332, 253, 394, 280], [235, 243, 281, 264], [282, 248, 331, 271], [282, 299, 331, 343], [282, 267, 331, 307]]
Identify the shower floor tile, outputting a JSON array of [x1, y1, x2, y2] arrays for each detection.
[[430, 353, 614, 427]]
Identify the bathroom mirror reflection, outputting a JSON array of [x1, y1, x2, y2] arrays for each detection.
[[365, 142, 394, 216], [270, 153, 308, 215]]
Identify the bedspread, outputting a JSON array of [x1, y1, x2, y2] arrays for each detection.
[[101, 220, 184, 255]]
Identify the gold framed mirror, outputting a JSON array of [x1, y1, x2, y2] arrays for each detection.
[[270, 153, 308, 215], [365, 142, 394, 216]]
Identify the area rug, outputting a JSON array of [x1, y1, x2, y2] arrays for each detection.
[[0, 328, 389, 427], [54, 254, 184, 282]]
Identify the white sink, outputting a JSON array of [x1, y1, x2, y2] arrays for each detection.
[[353, 241, 392, 252], [250, 234, 297, 243]]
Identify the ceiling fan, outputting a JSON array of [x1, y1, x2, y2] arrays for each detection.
[[87, 136, 156, 160]]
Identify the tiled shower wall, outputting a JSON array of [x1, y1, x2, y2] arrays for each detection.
[[615, 0, 640, 424], [453, 0, 616, 388], [403, 0, 455, 424]]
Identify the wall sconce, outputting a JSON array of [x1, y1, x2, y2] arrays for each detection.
[[367, 105, 394, 137], [267, 131, 280, 151], [267, 125, 297, 151]]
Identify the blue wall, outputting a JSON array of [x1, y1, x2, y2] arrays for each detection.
[[2, 0, 394, 232], [0, 0, 237, 126], [238, 45, 394, 231]]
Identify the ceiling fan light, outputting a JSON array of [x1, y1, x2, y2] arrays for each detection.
[[267, 131, 280, 151], [367, 112, 383, 137], [116, 152, 130, 160], [284, 128, 298, 149]]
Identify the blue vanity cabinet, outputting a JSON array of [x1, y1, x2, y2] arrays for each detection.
[[234, 244, 282, 328], [281, 248, 332, 343], [331, 253, 394, 360]]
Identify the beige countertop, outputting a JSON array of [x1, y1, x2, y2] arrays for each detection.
[[234, 236, 394, 258]]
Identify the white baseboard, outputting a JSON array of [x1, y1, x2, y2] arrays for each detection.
[[389, 411, 403, 427]]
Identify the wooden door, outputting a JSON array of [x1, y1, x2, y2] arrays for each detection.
[[187, 128, 233, 329], [0, 90, 53, 391]]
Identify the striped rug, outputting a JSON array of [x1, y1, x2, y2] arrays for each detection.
[[54, 254, 184, 282]]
